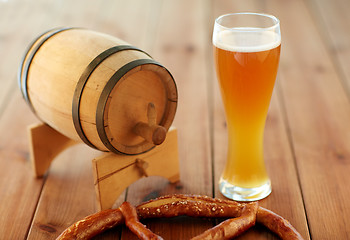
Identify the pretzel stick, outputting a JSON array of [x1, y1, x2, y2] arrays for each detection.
[[257, 207, 304, 240], [56, 208, 124, 240], [120, 202, 163, 240], [191, 202, 258, 240]]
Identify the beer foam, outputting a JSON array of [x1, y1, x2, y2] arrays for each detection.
[[213, 29, 281, 52]]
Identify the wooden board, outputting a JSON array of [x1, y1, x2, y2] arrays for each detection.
[[270, 0, 350, 238], [93, 127, 180, 211], [0, 3, 54, 239], [0, 92, 43, 239], [2, 0, 350, 239], [306, 0, 350, 96]]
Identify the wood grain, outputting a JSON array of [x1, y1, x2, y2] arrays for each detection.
[[0, 92, 42, 239], [0, 3, 35, 113], [1, 0, 350, 239], [27, 144, 101, 240], [93, 128, 180, 211], [28, 123, 77, 177], [0, 3, 53, 238], [306, 0, 350, 96], [270, 0, 350, 238]]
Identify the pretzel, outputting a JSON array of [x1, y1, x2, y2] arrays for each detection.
[[137, 194, 244, 218], [120, 201, 163, 240], [191, 202, 258, 240], [56, 194, 304, 240], [257, 207, 304, 240], [56, 208, 123, 239]]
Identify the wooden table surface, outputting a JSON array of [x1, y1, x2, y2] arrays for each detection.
[[1, 0, 350, 239]]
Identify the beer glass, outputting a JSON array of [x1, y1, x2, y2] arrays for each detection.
[[213, 13, 281, 201]]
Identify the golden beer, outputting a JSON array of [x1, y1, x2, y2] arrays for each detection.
[[213, 13, 281, 201]]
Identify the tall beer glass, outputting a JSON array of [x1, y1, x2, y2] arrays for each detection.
[[213, 13, 281, 201]]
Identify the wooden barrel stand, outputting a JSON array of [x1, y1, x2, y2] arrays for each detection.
[[28, 123, 180, 210]]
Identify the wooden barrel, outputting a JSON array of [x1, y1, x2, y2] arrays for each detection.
[[18, 28, 177, 155]]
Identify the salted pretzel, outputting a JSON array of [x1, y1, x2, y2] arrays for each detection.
[[120, 201, 163, 240], [56, 194, 304, 240]]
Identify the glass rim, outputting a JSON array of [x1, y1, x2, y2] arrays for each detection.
[[215, 12, 280, 32]]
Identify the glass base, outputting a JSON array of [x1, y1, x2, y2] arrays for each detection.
[[219, 178, 271, 201]]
